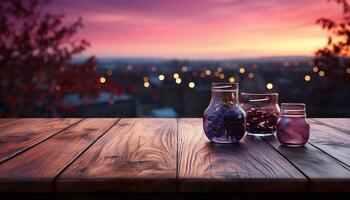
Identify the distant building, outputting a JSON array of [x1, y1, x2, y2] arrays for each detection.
[[63, 92, 139, 117], [149, 107, 177, 117]]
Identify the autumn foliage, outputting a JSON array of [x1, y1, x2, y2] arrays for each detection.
[[0, 0, 112, 117]]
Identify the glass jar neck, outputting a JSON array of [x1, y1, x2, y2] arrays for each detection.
[[241, 93, 278, 106], [281, 103, 306, 117], [211, 90, 239, 105]]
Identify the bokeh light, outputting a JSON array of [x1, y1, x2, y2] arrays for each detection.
[[173, 73, 179, 79], [189, 82, 195, 88], [319, 71, 325, 77], [176, 78, 182, 84], [346, 68, 350, 74], [99, 76, 106, 83], [304, 75, 311, 81], [266, 83, 273, 90], [159, 74, 165, 81], [248, 72, 254, 79], [205, 69, 211, 76], [217, 67, 223, 72], [239, 67, 245, 74], [229, 77, 235, 83], [107, 69, 112, 76]]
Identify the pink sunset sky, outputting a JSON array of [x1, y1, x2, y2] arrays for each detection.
[[50, 0, 342, 59]]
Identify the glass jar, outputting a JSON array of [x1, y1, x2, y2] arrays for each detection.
[[203, 83, 246, 143], [277, 103, 310, 147], [241, 93, 280, 136]]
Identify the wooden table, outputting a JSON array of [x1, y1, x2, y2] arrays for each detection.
[[0, 118, 349, 199]]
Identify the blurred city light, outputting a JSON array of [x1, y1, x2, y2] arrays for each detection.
[[158, 74, 165, 81], [175, 78, 182, 84], [219, 73, 225, 79], [248, 72, 254, 79], [229, 77, 235, 83], [346, 68, 350, 74], [181, 66, 188, 72], [144, 81, 150, 88], [126, 65, 133, 71], [189, 82, 195, 88], [173, 73, 179, 79], [107, 69, 112, 76], [319, 71, 325, 77], [239, 67, 245, 74], [205, 69, 211, 76], [312, 66, 319, 72], [99, 76, 106, 83], [283, 61, 290, 67], [151, 66, 157, 72], [217, 67, 223, 72], [266, 83, 273, 89], [143, 76, 149, 82], [304, 75, 311, 81]]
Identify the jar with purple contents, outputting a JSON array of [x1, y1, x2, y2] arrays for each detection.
[[277, 103, 310, 147], [203, 83, 246, 143], [241, 93, 280, 136]]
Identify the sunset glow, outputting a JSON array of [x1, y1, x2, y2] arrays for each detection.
[[50, 0, 342, 59]]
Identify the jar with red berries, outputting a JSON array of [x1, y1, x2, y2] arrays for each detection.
[[241, 93, 280, 136]]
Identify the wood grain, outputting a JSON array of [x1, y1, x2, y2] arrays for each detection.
[[263, 136, 350, 192], [0, 118, 118, 192], [308, 120, 350, 168], [0, 118, 82, 163], [56, 118, 177, 193], [312, 118, 350, 135], [177, 118, 306, 193], [0, 118, 21, 126]]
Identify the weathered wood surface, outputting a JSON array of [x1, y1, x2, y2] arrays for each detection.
[[0, 118, 82, 164], [312, 118, 350, 135], [0, 118, 349, 194], [177, 118, 306, 192], [308, 120, 350, 168], [0, 118, 118, 192], [263, 136, 350, 192], [57, 118, 177, 193]]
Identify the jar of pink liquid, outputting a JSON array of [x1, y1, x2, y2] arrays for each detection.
[[277, 103, 310, 147]]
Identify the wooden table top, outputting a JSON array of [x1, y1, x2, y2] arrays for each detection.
[[0, 118, 349, 193]]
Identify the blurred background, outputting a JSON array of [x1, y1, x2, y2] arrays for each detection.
[[0, 0, 349, 118]]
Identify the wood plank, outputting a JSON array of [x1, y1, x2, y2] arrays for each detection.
[[263, 136, 350, 192], [308, 120, 350, 168], [177, 118, 307, 193], [312, 118, 350, 135], [0, 118, 21, 126], [56, 118, 177, 193], [0, 118, 118, 193], [0, 118, 82, 164]]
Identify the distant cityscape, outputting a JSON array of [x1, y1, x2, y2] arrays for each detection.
[[64, 56, 350, 118]]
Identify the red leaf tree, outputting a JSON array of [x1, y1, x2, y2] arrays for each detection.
[[0, 0, 108, 117]]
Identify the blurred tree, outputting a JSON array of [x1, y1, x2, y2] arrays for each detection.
[[0, 0, 116, 117], [312, 0, 350, 116], [314, 0, 350, 83]]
